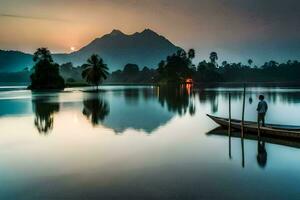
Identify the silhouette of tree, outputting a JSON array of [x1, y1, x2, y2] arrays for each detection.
[[157, 60, 165, 75], [157, 49, 195, 83], [222, 61, 228, 68], [106, 64, 157, 84], [83, 97, 110, 126], [248, 59, 253, 67], [209, 52, 218, 67], [32, 98, 59, 135], [36, 47, 300, 84], [33, 48, 53, 63], [188, 49, 195, 60], [29, 48, 65, 90], [196, 60, 223, 82], [82, 54, 109, 91]]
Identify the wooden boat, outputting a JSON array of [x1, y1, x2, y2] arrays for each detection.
[[207, 114, 300, 139]]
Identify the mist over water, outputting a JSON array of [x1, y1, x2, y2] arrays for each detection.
[[0, 86, 300, 199]]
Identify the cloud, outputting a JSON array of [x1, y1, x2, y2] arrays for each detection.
[[0, 13, 69, 22]]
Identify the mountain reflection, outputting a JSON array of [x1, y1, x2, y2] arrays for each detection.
[[100, 87, 173, 134], [83, 96, 110, 126], [32, 98, 59, 135]]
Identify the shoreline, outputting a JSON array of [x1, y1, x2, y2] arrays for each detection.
[[2, 81, 300, 90]]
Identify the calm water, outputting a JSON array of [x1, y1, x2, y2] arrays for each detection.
[[1, 85, 300, 200]]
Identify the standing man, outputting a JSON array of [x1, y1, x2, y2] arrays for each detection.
[[257, 95, 268, 127]]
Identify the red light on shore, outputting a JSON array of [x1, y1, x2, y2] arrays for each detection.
[[186, 79, 193, 84]]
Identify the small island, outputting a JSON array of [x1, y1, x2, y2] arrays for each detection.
[[28, 48, 65, 90]]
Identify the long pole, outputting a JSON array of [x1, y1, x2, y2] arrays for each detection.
[[228, 93, 231, 134], [241, 84, 246, 138], [228, 93, 232, 159], [241, 84, 246, 168], [241, 137, 245, 168]]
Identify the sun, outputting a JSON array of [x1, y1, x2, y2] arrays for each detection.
[[70, 46, 76, 51]]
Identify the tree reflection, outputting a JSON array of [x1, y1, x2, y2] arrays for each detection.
[[198, 90, 219, 113], [124, 89, 140, 105], [158, 85, 194, 116], [32, 98, 59, 135], [83, 97, 110, 126]]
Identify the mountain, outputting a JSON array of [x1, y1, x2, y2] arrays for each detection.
[[0, 29, 180, 72], [53, 29, 181, 71], [0, 50, 33, 72]]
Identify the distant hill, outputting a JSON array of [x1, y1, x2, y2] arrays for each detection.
[[0, 29, 181, 72], [0, 50, 33, 72]]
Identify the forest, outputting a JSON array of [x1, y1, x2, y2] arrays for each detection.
[[1, 49, 300, 86]]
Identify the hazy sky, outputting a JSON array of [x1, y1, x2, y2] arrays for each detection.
[[0, 0, 299, 64]]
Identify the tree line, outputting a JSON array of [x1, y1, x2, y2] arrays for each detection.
[[27, 47, 300, 90], [157, 49, 300, 83]]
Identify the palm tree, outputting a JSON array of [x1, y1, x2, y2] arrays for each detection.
[[188, 49, 195, 60], [82, 54, 109, 91], [209, 52, 218, 67], [248, 59, 253, 67]]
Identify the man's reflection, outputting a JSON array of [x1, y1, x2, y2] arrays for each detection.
[[257, 139, 267, 168]]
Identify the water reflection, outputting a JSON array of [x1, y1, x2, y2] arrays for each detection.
[[208, 128, 271, 169], [124, 89, 140, 105], [198, 90, 220, 113], [82, 96, 110, 126], [1, 86, 300, 199], [249, 97, 253, 104], [257, 139, 267, 168], [85, 86, 194, 133], [101, 88, 173, 134], [158, 86, 193, 116], [28, 87, 300, 135], [1, 86, 300, 136], [32, 97, 59, 135]]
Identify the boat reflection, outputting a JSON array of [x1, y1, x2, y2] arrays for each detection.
[[206, 127, 300, 168]]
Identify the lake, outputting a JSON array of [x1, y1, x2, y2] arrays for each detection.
[[1, 85, 300, 199]]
